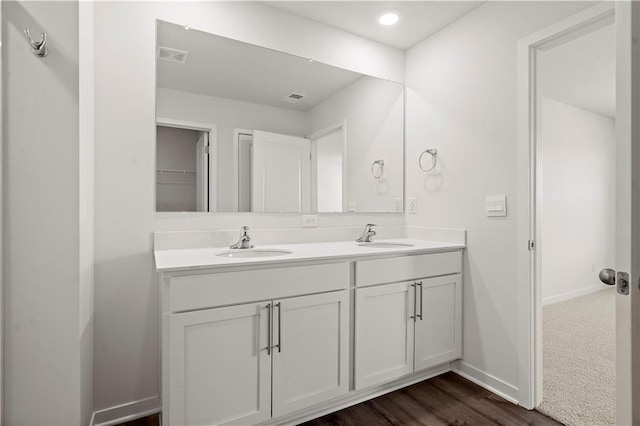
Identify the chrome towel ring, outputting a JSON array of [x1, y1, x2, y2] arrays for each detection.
[[371, 159, 384, 179], [419, 149, 438, 172]]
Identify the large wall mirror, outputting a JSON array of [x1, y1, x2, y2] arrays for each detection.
[[155, 20, 404, 213]]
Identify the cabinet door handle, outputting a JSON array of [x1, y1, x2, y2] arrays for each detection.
[[266, 303, 272, 356], [410, 283, 416, 321], [417, 281, 423, 321], [275, 302, 282, 353]]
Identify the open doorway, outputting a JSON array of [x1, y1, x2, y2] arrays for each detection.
[[535, 19, 616, 425], [156, 124, 209, 212]]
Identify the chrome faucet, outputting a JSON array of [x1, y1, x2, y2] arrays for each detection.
[[230, 226, 255, 249], [356, 224, 377, 243]]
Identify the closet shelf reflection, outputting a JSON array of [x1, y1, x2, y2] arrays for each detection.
[[156, 169, 197, 175]]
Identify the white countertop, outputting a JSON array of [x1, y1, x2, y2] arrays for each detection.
[[154, 239, 465, 272]]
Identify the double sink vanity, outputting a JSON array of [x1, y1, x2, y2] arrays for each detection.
[[155, 227, 465, 425], [154, 13, 465, 426]]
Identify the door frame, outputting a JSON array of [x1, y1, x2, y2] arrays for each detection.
[[308, 120, 348, 212], [156, 117, 218, 212], [232, 128, 254, 212], [516, 2, 616, 411]]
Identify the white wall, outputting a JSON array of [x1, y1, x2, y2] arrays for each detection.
[[157, 88, 308, 211], [405, 1, 596, 399], [307, 76, 404, 212], [540, 97, 615, 304], [93, 1, 404, 417], [4, 1, 91, 424]]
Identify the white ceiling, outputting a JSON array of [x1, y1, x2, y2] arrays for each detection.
[[263, 1, 484, 50], [541, 24, 615, 118], [156, 21, 364, 112]]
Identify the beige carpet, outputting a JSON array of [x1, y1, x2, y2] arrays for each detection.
[[537, 288, 616, 425]]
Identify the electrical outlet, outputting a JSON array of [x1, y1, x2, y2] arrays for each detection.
[[301, 215, 318, 228], [394, 198, 402, 212], [408, 197, 417, 214]]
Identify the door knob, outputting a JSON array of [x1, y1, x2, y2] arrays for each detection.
[[599, 268, 616, 286], [599, 268, 630, 295]]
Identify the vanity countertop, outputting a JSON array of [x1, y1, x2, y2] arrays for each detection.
[[154, 239, 465, 272]]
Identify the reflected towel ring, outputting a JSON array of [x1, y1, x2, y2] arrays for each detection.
[[419, 149, 438, 172], [371, 159, 384, 179]]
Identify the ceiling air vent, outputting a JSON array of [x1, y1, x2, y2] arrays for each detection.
[[157, 46, 189, 64], [281, 92, 306, 104]]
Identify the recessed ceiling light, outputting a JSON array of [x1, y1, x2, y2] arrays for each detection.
[[378, 10, 400, 26]]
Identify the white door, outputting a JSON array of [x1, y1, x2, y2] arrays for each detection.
[[195, 132, 208, 212], [169, 302, 271, 426], [272, 291, 349, 417], [252, 130, 311, 212], [355, 282, 415, 390], [614, 2, 640, 423], [414, 274, 463, 371]]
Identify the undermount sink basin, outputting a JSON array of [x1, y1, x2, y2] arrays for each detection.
[[357, 242, 415, 248], [216, 249, 293, 258]]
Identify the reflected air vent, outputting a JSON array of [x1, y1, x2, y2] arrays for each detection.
[[157, 46, 189, 64], [281, 92, 306, 104]]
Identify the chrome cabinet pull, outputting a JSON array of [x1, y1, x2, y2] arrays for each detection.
[[417, 282, 423, 321], [275, 302, 282, 353], [410, 283, 416, 321], [266, 303, 272, 356]]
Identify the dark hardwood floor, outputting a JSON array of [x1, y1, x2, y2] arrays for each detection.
[[119, 372, 561, 426], [302, 373, 560, 426]]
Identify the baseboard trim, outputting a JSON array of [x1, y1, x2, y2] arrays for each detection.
[[90, 396, 161, 426], [542, 285, 607, 306], [451, 361, 519, 405]]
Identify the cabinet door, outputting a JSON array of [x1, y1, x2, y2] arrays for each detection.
[[355, 282, 415, 390], [414, 274, 463, 371], [272, 291, 349, 417], [169, 302, 271, 426]]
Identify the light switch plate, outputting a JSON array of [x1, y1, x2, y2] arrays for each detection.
[[408, 197, 417, 214], [301, 215, 318, 228], [486, 195, 507, 217]]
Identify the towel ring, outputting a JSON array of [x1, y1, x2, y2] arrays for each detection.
[[419, 149, 438, 172], [371, 159, 384, 179]]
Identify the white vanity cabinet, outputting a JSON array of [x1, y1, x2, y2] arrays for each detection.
[[169, 302, 272, 426], [271, 291, 349, 417], [354, 252, 463, 390], [161, 262, 351, 426], [157, 243, 465, 426]]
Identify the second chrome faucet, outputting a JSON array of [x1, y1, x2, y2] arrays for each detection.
[[356, 224, 377, 243]]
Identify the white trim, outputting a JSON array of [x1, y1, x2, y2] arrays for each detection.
[[79, 1, 95, 424], [542, 285, 608, 306], [232, 128, 254, 212], [156, 117, 218, 212], [0, 2, 3, 421], [308, 120, 348, 212], [516, 2, 615, 410], [90, 396, 161, 426], [451, 361, 519, 405]]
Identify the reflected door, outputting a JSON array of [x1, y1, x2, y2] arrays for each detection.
[[252, 130, 311, 212]]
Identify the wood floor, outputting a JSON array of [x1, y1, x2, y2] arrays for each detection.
[[120, 372, 561, 426]]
